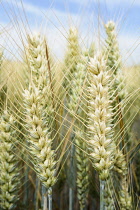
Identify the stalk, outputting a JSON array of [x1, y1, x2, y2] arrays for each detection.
[[48, 188, 52, 210], [69, 142, 75, 210], [23, 145, 29, 207], [43, 194, 48, 210], [24, 164, 29, 206], [68, 85, 75, 210], [69, 187, 73, 210], [35, 177, 40, 210], [42, 185, 48, 210], [100, 181, 105, 210]]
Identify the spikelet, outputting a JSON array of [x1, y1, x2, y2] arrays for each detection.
[[0, 110, 20, 209], [23, 33, 56, 189], [75, 130, 89, 209], [87, 53, 116, 180]]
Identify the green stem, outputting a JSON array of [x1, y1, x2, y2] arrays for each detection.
[[100, 180, 105, 210], [24, 164, 29, 206], [69, 188, 73, 210], [48, 188, 52, 210], [35, 177, 40, 210], [42, 186, 47, 210], [69, 142, 75, 210]]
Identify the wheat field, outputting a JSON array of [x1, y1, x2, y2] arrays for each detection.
[[0, 0, 140, 210]]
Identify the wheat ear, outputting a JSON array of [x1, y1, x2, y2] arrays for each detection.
[[0, 110, 20, 209], [105, 21, 121, 73], [62, 27, 81, 210], [105, 21, 132, 209], [88, 53, 115, 180], [75, 130, 89, 209], [87, 53, 116, 209], [23, 34, 56, 191], [105, 20, 127, 106], [63, 27, 80, 95], [114, 150, 132, 209], [68, 56, 89, 209]]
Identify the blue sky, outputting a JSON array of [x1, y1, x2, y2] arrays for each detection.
[[0, 0, 139, 65]]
